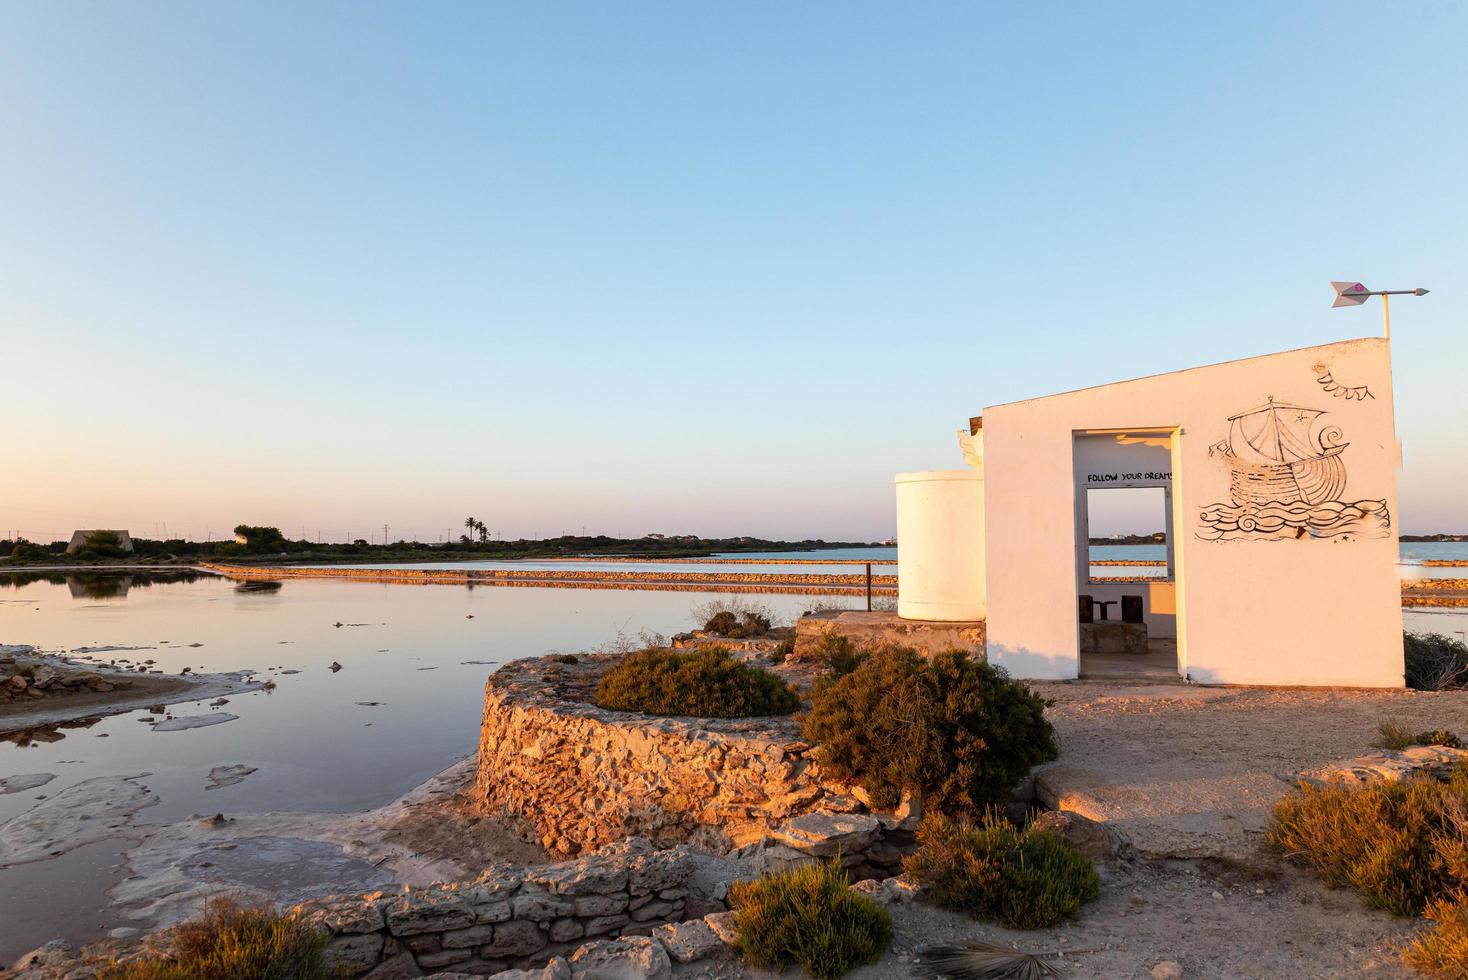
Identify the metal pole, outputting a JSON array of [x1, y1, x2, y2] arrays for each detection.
[[1382, 293, 1391, 339], [865, 562, 872, 611]]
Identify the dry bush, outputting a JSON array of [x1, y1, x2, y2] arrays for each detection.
[[690, 596, 775, 632], [1405, 632, 1468, 691], [903, 812, 1100, 929], [1408, 897, 1468, 976], [1376, 719, 1461, 751], [729, 858, 892, 980], [1268, 768, 1468, 917], [594, 646, 800, 718], [98, 897, 327, 979], [801, 647, 1058, 815]]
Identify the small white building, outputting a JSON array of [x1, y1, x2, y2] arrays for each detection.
[[897, 336, 1403, 687]]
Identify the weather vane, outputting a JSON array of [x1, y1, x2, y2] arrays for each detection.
[[1330, 281, 1429, 340]]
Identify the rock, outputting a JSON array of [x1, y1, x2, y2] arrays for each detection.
[[1029, 810, 1127, 861], [12, 940, 77, 970], [480, 957, 571, 980], [512, 889, 575, 922], [363, 951, 424, 979], [294, 895, 387, 935], [385, 894, 475, 936], [582, 914, 630, 937], [1151, 961, 1185, 979], [550, 917, 584, 943], [205, 765, 258, 790], [324, 932, 386, 974], [441, 924, 496, 949], [109, 927, 141, 940], [329, 661, 343, 672], [482, 919, 547, 958], [569, 936, 672, 980], [767, 812, 881, 858], [701, 911, 738, 945], [650, 920, 722, 963], [8, 674, 28, 690], [1297, 746, 1468, 787], [30, 664, 61, 688]]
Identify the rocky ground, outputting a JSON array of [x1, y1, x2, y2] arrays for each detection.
[[6, 675, 1463, 978]]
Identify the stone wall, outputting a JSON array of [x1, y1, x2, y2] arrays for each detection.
[[294, 838, 700, 978], [791, 610, 987, 662], [472, 655, 916, 877]]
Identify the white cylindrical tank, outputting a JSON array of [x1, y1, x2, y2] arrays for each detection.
[[895, 469, 986, 621]]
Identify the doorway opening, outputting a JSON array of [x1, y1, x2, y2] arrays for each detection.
[[1073, 432, 1182, 681]]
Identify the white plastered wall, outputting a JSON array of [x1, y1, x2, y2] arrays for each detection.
[[983, 337, 1402, 686]]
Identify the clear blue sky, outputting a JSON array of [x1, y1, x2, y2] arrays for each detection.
[[2, 2, 1463, 542]]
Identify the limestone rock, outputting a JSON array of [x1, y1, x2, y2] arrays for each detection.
[[324, 933, 386, 974], [1030, 810, 1127, 861], [569, 936, 672, 980], [701, 911, 738, 945], [482, 919, 547, 958], [651, 920, 722, 963], [293, 894, 386, 935], [1296, 746, 1468, 788], [385, 894, 475, 936], [767, 812, 881, 858], [363, 951, 424, 978], [1151, 961, 1185, 979]]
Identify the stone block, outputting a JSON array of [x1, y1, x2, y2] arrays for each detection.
[[363, 952, 425, 979], [572, 895, 627, 917], [528, 860, 628, 896], [442, 924, 498, 949], [701, 911, 738, 945], [417, 948, 473, 969], [581, 914, 629, 937], [568, 937, 671, 980], [472, 901, 512, 924], [511, 890, 575, 922], [549, 917, 584, 943], [294, 895, 386, 935], [628, 900, 674, 922], [482, 920, 546, 958], [323, 933, 384, 974], [387, 895, 475, 937], [651, 920, 722, 963], [768, 812, 881, 858]]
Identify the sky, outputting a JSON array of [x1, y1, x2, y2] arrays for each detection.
[[2, 2, 1464, 543]]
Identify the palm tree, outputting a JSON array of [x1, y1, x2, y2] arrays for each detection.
[[464, 516, 478, 546], [477, 521, 489, 544]]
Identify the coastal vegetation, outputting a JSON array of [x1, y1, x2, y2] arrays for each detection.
[[0, 530, 881, 566], [800, 647, 1059, 814], [98, 898, 328, 979], [903, 812, 1100, 929], [1376, 718, 1463, 751], [1405, 632, 1468, 691], [692, 596, 776, 637], [594, 646, 801, 718], [1269, 766, 1468, 970], [728, 858, 892, 980]]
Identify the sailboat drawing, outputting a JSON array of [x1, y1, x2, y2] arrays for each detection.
[[1198, 397, 1389, 541], [1217, 399, 1347, 506]]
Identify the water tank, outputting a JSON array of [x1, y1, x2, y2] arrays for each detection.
[[895, 469, 986, 621]]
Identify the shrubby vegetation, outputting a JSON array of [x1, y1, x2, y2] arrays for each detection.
[[729, 858, 892, 980], [805, 632, 868, 678], [594, 646, 800, 718], [692, 597, 775, 637], [98, 898, 327, 979], [800, 646, 1058, 815], [903, 812, 1100, 929], [1377, 719, 1462, 751], [1406, 632, 1468, 691]]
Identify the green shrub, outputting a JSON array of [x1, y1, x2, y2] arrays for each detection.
[[1378, 718, 1416, 750], [1420, 730, 1465, 749], [1268, 768, 1468, 917], [800, 647, 1058, 815], [552, 654, 579, 665], [807, 632, 868, 678], [903, 812, 1099, 929], [704, 609, 772, 638], [729, 858, 892, 980], [99, 898, 328, 979], [1406, 632, 1468, 691], [1409, 897, 1468, 976], [769, 636, 795, 664], [1375, 719, 1461, 751], [595, 646, 800, 718]]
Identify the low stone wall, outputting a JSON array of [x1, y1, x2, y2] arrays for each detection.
[[472, 655, 916, 878], [294, 838, 699, 978], [792, 610, 987, 661]]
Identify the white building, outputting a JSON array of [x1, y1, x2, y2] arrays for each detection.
[[897, 336, 1403, 687]]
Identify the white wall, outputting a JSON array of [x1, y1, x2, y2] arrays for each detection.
[[984, 337, 1402, 686]]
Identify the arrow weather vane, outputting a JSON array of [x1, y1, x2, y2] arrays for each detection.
[[1330, 281, 1429, 339]]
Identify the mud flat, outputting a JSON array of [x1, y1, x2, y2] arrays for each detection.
[[0, 646, 263, 738]]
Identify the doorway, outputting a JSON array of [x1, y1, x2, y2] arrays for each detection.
[[1072, 432, 1182, 681]]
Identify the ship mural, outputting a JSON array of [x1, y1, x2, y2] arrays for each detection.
[[1198, 397, 1390, 541]]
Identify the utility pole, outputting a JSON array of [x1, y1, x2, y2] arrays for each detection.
[[382, 523, 390, 546]]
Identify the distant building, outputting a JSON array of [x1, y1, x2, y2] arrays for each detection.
[[234, 532, 251, 545], [64, 529, 134, 555]]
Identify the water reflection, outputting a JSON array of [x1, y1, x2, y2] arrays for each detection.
[[0, 569, 209, 596]]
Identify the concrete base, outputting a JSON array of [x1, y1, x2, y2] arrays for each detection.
[[793, 611, 986, 661], [1079, 622, 1148, 655]]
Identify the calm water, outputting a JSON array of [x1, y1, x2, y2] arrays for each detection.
[[298, 546, 901, 577], [1089, 543, 1468, 580]]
